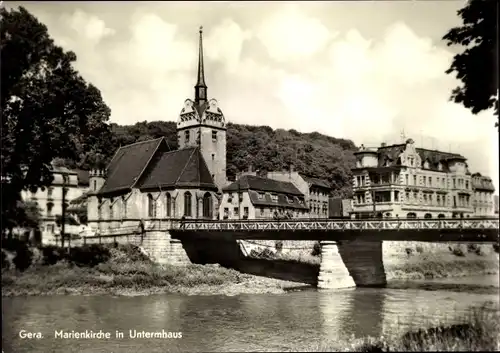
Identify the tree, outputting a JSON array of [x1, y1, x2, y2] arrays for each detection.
[[1, 7, 112, 232], [443, 0, 498, 126]]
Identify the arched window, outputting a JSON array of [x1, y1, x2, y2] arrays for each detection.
[[424, 213, 432, 219], [109, 198, 114, 219], [148, 194, 156, 218], [122, 196, 128, 219], [184, 191, 192, 217], [407, 212, 417, 219], [203, 192, 212, 218], [166, 193, 172, 217]]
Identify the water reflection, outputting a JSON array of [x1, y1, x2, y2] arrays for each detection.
[[2, 281, 499, 353]]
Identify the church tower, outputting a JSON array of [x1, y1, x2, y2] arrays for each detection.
[[177, 26, 227, 190]]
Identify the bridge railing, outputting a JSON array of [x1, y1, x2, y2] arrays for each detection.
[[172, 217, 500, 232], [83, 217, 499, 234]]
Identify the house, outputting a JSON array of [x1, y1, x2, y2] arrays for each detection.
[[266, 165, 332, 218], [351, 139, 474, 219], [471, 173, 496, 216], [219, 174, 309, 220], [20, 165, 89, 244]]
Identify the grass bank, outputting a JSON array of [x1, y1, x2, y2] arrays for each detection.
[[299, 303, 500, 352], [1, 243, 300, 297]]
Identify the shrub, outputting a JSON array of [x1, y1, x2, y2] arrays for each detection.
[[467, 244, 479, 253], [41, 246, 67, 265], [69, 245, 111, 267], [405, 247, 413, 257], [452, 246, 466, 257], [2, 250, 10, 269], [311, 241, 321, 257], [249, 248, 276, 260], [275, 241, 283, 253], [13, 245, 33, 271], [415, 246, 424, 254]]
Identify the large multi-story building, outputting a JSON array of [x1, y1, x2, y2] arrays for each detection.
[[350, 138, 475, 219], [87, 27, 225, 232], [471, 173, 496, 216], [267, 166, 331, 218], [219, 173, 309, 220], [20, 165, 89, 243]]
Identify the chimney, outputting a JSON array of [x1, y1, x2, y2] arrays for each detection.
[[381, 142, 386, 147]]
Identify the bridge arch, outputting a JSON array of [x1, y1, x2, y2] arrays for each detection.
[[424, 213, 432, 219], [407, 212, 417, 219], [438, 214, 445, 219], [202, 192, 212, 219]]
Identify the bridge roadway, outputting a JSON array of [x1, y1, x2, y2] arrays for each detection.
[[166, 217, 500, 242]]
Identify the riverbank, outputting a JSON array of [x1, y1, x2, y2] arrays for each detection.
[[306, 303, 500, 352], [2, 242, 499, 297], [1, 244, 300, 297]]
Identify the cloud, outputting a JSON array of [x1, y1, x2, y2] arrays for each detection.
[[18, 3, 498, 192], [256, 4, 335, 62], [205, 18, 252, 72], [62, 9, 116, 44]]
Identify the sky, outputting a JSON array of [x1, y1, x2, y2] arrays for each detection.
[[9, 1, 500, 193]]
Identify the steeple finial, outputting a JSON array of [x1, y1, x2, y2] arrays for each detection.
[[195, 25, 207, 103]]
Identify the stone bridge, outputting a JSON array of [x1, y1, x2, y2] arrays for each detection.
[[84, 218, 499, 289]]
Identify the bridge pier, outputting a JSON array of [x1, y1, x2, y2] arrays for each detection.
[[318, 241, 356, 289], [318, 240, 387, 289]]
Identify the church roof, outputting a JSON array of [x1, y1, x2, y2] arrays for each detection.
[[137, 146, 217, 191], [97, 138, 217, 195], [97, 138, 166, 195]]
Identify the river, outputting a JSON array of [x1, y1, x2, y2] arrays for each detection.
[[2, 275, 499, 353]]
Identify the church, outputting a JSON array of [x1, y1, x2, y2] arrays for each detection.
[[87, 27, 227, 232]]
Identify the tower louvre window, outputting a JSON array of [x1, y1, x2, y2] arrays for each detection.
[[185, 130, 190, 143], [212, 130, 217, 141]]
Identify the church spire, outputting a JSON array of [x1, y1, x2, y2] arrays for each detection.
[[195, 26, 207, 103]]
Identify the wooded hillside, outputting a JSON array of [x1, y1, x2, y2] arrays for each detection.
[[106, 121, 358, 197]]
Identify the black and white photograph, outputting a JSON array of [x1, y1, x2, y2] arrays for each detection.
[[1, 0, 499, 352]]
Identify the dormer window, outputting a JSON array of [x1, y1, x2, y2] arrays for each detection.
[[286, 196, 294, 204], [271, 194, 278, 202], [258, 192, 264, 200]]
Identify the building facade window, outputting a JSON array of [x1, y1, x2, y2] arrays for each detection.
[[202, 192, 212, 219], [212, 130, 217, 141], [185, 130, 190, 143], [122, 196, 127, 219], [148, 194, 156, 218], [413, 175, 417, 185], [184, 192, 192, 217], [243, 207, 249, 219], [109, 198, 114, 219], [48, 187, 54, 197], [47, 202, 54, 216], [166, 193, 172, 217]]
